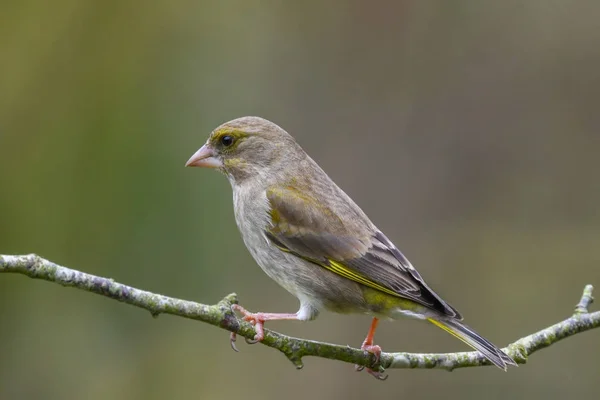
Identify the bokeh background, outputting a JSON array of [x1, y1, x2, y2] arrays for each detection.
[[1, 1, 599, 399]]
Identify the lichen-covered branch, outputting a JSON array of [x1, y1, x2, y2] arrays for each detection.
[[1, 254, 598, 374]]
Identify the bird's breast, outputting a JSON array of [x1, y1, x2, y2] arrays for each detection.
[[232, 186, 271, 241], [231, 186, 287, 279]]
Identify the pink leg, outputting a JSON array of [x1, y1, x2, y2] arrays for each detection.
[[230, 304, 298, 349], [361, 317, 382, 358], [356, 317, 387, 380]]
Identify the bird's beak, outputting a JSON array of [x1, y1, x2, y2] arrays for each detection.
[[185, 144, 222, 168]]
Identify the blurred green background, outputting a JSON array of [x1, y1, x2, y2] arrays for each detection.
[[1, 1, 599, 399]]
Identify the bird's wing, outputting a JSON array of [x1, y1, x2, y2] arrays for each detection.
[[265, 186, 461, 319]]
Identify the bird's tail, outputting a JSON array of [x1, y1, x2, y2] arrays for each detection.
[[427, 318, 517, 370]]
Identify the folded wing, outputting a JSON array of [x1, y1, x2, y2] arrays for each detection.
[[265, 186, 461, 319]]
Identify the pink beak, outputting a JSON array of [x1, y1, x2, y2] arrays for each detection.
[[185, 144, 223, 168]]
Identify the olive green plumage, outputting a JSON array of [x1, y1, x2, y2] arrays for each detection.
[[187, 116, 516, 370]]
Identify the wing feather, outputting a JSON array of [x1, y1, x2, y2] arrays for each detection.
[[265, 186, 461, 319]]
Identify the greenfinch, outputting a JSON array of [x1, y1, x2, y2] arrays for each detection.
[[186, 117, 516, 378]]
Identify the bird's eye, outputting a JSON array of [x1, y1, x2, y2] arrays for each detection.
[[220, 135, 234, 147]]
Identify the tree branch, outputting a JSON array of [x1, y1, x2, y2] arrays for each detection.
[[1, 254, 598, 374]]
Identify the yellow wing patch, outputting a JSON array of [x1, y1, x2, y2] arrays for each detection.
[[325, 260, 402, 298], [267, 235, 402, 297]]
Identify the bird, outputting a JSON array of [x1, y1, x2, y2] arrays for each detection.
[[186, 116, 516, 378]]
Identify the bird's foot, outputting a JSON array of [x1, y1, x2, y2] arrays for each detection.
[[354, 317, 388, 380], [231, 304, 267, 342], [230, 304, 299, 350], [355, 343, 388, 380]]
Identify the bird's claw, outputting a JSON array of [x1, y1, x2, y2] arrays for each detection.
[[367, 370, 388, 381], [231, 304, 265, 344], [245, 336, 260, 345], [355, 362, 387, 380], [362, 344, 382, 364], [230, 330, 259, 349], [355, 343, 386, 380], [230, 332, 239, 352]]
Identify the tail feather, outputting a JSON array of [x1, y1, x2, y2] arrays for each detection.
[[427, 318, 517, 370]]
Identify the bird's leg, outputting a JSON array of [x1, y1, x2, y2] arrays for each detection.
[[361, 317, 382, 358], [356, 317, 387, 380], [230, 304, 299, 347]]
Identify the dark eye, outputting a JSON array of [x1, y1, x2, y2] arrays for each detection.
[[221, 135, 234, 147]]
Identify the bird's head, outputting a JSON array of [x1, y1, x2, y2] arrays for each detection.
[[186, 116, 303, 183]]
